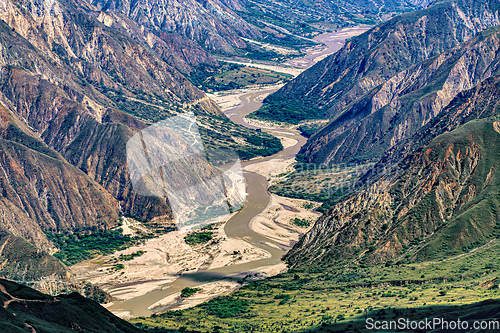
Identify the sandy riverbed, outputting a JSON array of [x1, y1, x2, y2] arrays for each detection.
[[69, 25, 370, 316], [206, 84, 284, 112], [250, 195, 321, 247], [71, 220, 270, 299]]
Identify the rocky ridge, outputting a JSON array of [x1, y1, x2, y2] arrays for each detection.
[[254, 0, 500, 164], [285, 76, 500, 268]]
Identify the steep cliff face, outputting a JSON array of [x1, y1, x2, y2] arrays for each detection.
[[301, 27, 500, 164], [91, 0, 262, 55], [0, 98, 121, 249], [369, 74, 500, 175], [0, 0, 281, 266], [254, 0, 500, 162], [0, 138, 120, 238], [285, 77, 500, 268]]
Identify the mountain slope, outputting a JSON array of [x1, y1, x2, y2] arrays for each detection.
[[300, 26, 500, 164], [0, 279, 144, 332], [0, 0, 282, 274], [251, 0, 500, 164], [0, 98, 121, 253], [369, 74, 500, 177], [91, 0, 262, 55], [285, 77, 500, 268], [91, 0, 428, 61], [260, 0, 500, 121], [236, 0, 426, 42]]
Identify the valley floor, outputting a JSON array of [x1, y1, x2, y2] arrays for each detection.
[[132, 238, 500, 332], [70, 85, 320, 319], [69, 26, 368, 320]]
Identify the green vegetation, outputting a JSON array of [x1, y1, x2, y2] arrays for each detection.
[[291, 218, 311, 228], [269, 163, 371, 209], [46, 228, 155, 265], [113, 263, 125, 270], [200, 296, 251, 318], [132, 240, 500, 332], [101, 94, 284, 162], [248, 99, 325, 125], [99, 84, 284, 163], [119, 251, 146, 261], [236, 43, 302, 63], [196, 114, 283, 161], [298, 123, 325, 138], [193, 64, 292, 92], [184, 232, 213, 245], [181, 287, 201, 298], [302, 202, 315, 210], [101, 88, 177, 123], [0, 230, 67, 281], [234, 7, 319, 47]]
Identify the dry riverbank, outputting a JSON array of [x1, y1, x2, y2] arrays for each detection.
[[71, 85, 316, 318], [70, 26, 368, 318]]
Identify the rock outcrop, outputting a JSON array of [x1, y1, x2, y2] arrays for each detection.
[[255, 0, 500, 164], [0, 0, 281, 279], [285, 76, 500, 268]]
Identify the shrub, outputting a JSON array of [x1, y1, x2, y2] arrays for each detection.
[[181, 287, 201, 298], [291, 218, 311, 227], [48, 229, 139, 265], [200, 296, 250, 318], [184, 232, 213, 245]]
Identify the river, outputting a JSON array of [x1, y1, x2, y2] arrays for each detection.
[[105, 87, 306, 317], [102, 27, 368, 317]]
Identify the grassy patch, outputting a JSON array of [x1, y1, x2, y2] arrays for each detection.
[[195, 64, 292, 92], [269, 163, 371, 207], [184, 232, 213, 245], [181, 287, 201, 298], [196, 114, 283, 161], [46, 229, 155, 266], [302, 202, 315, 210], [199, 296, 251, 318], [132, 240, 500, 332], [248, 99, 324, 125], [100, 86, 284, 162]]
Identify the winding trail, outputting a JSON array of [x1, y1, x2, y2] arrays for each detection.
[[0, 283, 59, 308]]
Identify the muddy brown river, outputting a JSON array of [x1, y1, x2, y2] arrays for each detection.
[[106, 87, 306, 317], [105, 27, 368, 317]]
